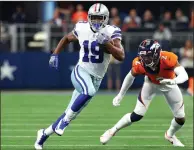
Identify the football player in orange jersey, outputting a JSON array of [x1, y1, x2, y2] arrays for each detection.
[[100, 39, 188, 147]]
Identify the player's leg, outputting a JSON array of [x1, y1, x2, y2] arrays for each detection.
[[100, 81, 156, 144], [34, 65, 98, 149], [34, 89, 80, 150], [53, 65, 100, 135], [46, 89, 80, 135], [163, 85, 185, 147]]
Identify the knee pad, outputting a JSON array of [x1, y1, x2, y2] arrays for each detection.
[[175, 117, 185, 125], [130, 112, 143, 122]]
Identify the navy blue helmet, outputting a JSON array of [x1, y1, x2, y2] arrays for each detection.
[[138, 39, 162, 68]]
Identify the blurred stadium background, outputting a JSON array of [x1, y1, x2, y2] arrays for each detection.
[[0, 1, 193, 150]]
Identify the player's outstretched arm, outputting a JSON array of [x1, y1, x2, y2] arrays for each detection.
[[49, 32, 78, 69], [53, 32, 78, 54], [113, 69, 137, 106], [105, 38, 125, 61], [160, 62, 189, 85]]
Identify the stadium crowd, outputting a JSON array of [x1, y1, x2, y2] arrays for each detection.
[[0, 3, 193, 95]]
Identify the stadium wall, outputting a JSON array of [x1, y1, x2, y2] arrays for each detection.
[[0, 51, 186, 89]]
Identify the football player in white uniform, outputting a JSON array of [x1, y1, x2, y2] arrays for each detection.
[[34, 3, 124, 150]]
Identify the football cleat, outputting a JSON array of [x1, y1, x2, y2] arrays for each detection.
[[100, 129, 115, 145], [55, 119, 69, 136], [165, 131, 185, 147], [34, 129, 49, 150]]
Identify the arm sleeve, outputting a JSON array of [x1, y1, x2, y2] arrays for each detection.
[[118, 70, 135, 97], [174, 66, 188, 84], [108, 25, 122, 40], [72, 23, 79, 38]]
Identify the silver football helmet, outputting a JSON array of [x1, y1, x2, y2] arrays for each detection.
[[88, 3, 109, 32]]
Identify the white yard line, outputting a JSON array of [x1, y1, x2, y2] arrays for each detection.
[[1, 129, 193, 132], [2, 118, 191, 122], [1, 144, 193, 147], [1, 135, 192, 138], [1, 123, 193, 127]]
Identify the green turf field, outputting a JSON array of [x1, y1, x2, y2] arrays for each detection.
[[1, 92, 193, 150]]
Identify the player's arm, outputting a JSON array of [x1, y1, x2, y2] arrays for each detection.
[[173, 62, 188, 84], [105, 38, 125, 61], [49, 32, 78, 69], [118, 68, 138, 97], [160, 61, 189, 85], [52, 32, 78, 54], [113, 68, 139, 106]]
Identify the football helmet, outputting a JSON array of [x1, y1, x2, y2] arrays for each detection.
[[88, 3, 109, 32], [138, 39, 162, 68]]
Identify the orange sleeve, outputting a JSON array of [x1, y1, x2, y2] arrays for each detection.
[[132, 57, 145, 75]]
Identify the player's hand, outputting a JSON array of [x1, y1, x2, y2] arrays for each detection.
[[49, 54, 58, 69], [96, 32, 110, 44], [112, 94, 123, 106], [159, 79, 176, 85]]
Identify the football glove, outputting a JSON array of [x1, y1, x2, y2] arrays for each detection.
[[96, 32, 110, 44], [159, 79, 176, 85], [112, 94, 123, 106], [49, 54, 58, 69]]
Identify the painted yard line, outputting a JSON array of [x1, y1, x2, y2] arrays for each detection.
[[2, 118, 191, 122], [1, 123, 193, 127], [1, 144, 193, 147], [1, 135, 192, 138], [1, 129, 193, 132]]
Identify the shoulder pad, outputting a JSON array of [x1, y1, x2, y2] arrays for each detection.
[[106, 25, 122, 40], [161, 51, 178, 68]]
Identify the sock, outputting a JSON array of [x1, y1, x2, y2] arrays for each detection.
[[111, 113, 132, 134], [44, 125, 54, 136], [71, 94, 92, 112], [52, 112, 66, 131], [167, 118, 183, 137], [63, 109, 77, 122], [51, 90, 80, 132]]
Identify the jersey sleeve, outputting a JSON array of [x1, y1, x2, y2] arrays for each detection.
[[107, 25, 122, 40], [132, 57, 145, 75], [162, 52, 178, 68], [72, 22, 82, 38]]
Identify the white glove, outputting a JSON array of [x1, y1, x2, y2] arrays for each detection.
[[159, 79, 176, 85], [112, 94, 123, 106], [96, 32, 111, 44]]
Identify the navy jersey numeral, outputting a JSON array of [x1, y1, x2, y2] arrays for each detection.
[[82, 40, 103, 63]]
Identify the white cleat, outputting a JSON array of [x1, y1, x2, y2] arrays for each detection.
[[165, 131, 185, 147], [34, 129, 49, 150], [100, 129, 115, 145]]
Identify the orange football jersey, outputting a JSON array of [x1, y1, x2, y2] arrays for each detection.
[[132, 51, 178, 84]]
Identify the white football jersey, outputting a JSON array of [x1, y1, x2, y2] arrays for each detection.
[[72, 21, 122, 78]]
